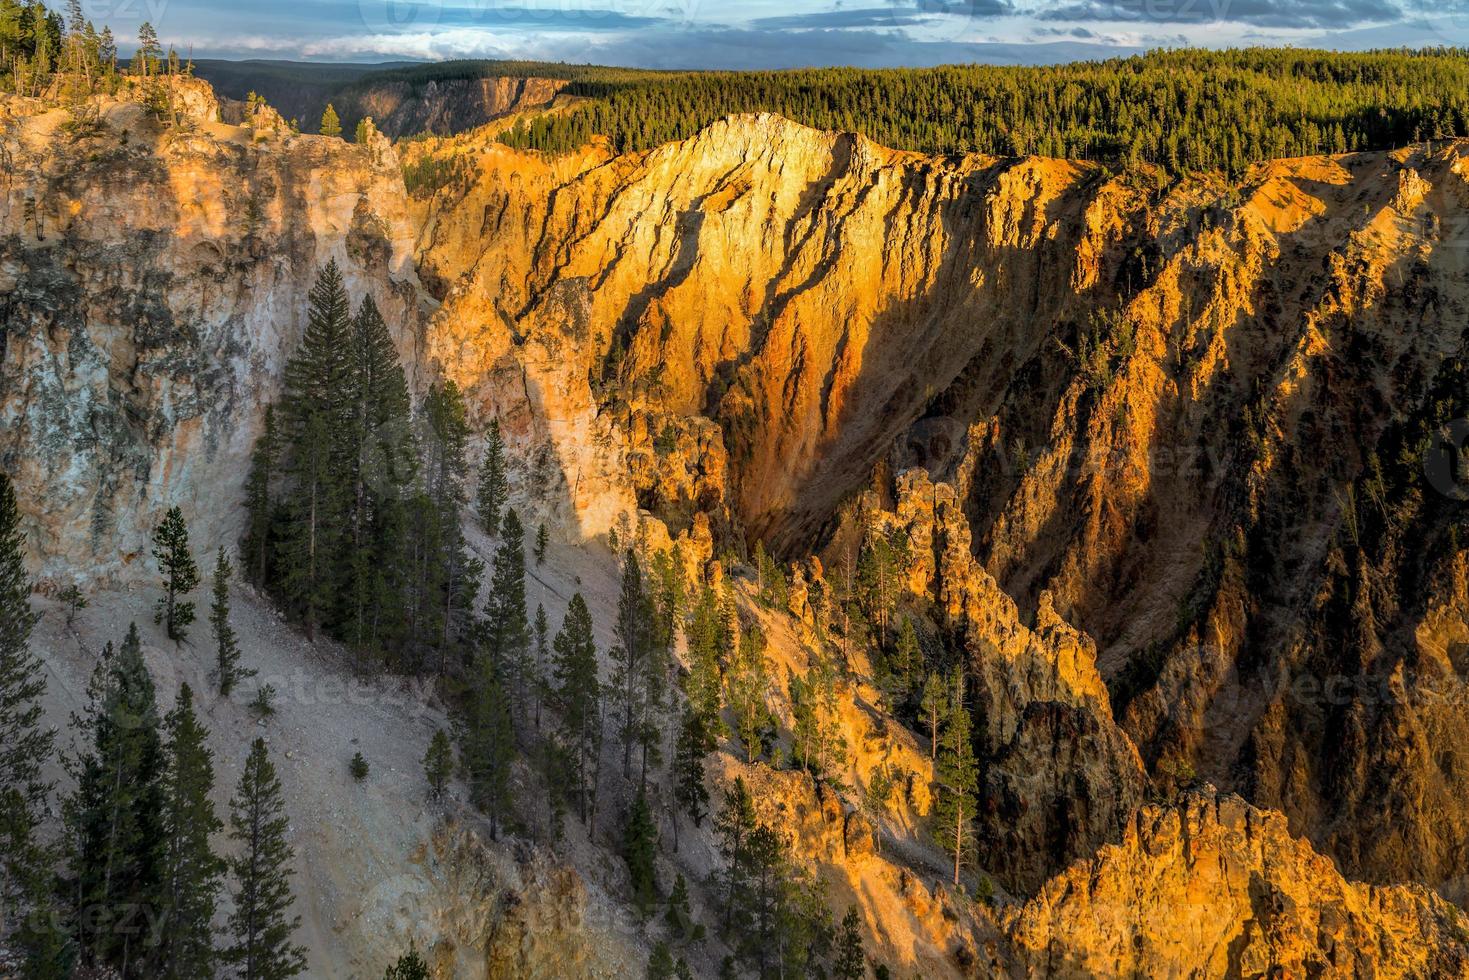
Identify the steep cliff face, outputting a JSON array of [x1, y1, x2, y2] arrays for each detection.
[[406, 116, 1130, 550], [1004, 787, 1469, 979], [0, 79, 422, 582], [858, 469, 1147, 892], [405, 121, 1469, 895], [346, 76, 569, 138], [9, 76, 1469, 976]]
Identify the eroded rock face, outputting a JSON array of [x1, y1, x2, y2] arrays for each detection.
[[0, 81, 422, 582], [1004, 787, 1469, 979], [8, 78, 1469, 976], [347, 76, 568, 139], [406, 122, 1469, 893], [347, 821, 640, 979], [863, 470, 1147, 892], [403, 117, 1127, 547]]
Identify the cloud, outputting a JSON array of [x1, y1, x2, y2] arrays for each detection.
[[750, 0, 1012, 29], [183, 21, 1133, 67], [1035, 0, 1401, 29]]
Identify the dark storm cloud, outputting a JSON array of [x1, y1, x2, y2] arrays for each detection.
[[1037, 0, 1400, 28]]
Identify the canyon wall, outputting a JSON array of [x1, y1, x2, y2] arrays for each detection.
[[0, 79, 423, 583], [6, 77, 1469, 974], [404, 119, 1469, 898]]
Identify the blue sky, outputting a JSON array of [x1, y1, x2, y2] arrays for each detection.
[[92, 0, 1469, 67]]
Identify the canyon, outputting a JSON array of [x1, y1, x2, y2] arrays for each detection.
[[5, 74, 1469, 976]]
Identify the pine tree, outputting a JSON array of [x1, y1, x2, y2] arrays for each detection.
[[0, 472, 65, 976], [727, 623, 774, 764], [242, 404, 280, 587], [665, 871, 696, 941], [350, 752, 369, 781], [532, 602, 549, 730], [458, 658, 514, 839], [932, 669, 978, 886], [212, 547, 253, 696], [891, 616, 921, 700], [63, 622, 166, 974], [623, 787, 658, 916], [833, 906, 865, 980], [422, 380, 479, 670], [152, 506, 199, 642], [671, 708, 710, 846], [384, 946, 430, 979], [279, 262, 354, 642], [611, 551, 666, 785], [649, 548, 685, 652], [920, 672, 944, 761], [423, 729, 453, 802], [355, 299, 415, 634], [133, 21, 158, 75], [157, 684, 224, 980], [551, 594, 600, 824], [534, 522, 548, 565], [476, 418, 508, 537], [482, 508, 529, 716], [646, 941, 675, 980], [320, 103, 341, 138], [225, 738, 307, 980], [338, 294, 414, 657], [715, 777, 757, 936], [59, 582, 87, 625], [683, 585, 723, 726]]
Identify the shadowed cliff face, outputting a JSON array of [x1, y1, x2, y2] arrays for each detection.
[[347, 76, 569, 138], [407, 122, 1469, 894]]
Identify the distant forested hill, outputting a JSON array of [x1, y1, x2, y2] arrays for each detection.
[[191, 59, 418, 128], [193, 50, 1469, 176], [495, 48, 1469, 176]]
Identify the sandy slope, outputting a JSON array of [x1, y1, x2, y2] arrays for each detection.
[[28, 526, 643, 978]]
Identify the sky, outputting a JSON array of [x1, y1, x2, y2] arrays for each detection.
[[89, 0, 1469, 68]]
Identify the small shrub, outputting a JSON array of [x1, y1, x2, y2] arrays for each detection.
[[250, 684, 277, 718], [350, 751, 369, 781]]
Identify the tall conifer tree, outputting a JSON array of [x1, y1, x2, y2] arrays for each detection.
[[458, 660, 514, 839], [0, 473, 66, 976], [932, 668, 978, 886], [339, 294, 413, 655], [551, 594, 600, 824], [279, 260, 353, 641], [421, 380, 478, 669], [476, 418, 508, 537], [225, 738, 306, 980], [611, 551, 666, 784], [242, 404, 279, 587], [212, 547, 253, 696], [63, 622, 166, 974], [157, 684, 223, 979], [482, 508, 528, 714], [152, 506, 199, 642]]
